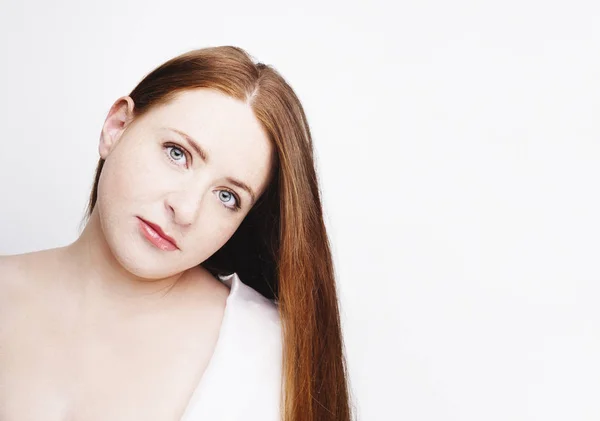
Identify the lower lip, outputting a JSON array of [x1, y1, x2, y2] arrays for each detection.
[[138, 218, 178, 251]]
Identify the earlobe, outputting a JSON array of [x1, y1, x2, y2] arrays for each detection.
[[99, 96, 135, 159]]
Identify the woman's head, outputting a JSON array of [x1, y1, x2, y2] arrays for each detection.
[[94, 88, 276, 281], [84, 46, 353, 420]]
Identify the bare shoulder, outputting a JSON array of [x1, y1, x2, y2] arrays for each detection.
[[0, 248, 63, 306], [0, 253, 33, 332], [0, 252, 31, 294], [0, 248, 53, 277]]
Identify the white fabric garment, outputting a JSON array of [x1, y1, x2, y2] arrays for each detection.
[[179, 272, 283, 421]]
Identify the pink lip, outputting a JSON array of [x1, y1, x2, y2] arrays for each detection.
[[137, 217, 179, 251]]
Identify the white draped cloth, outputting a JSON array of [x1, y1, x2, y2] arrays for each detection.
[[179, 272, 283, 421]]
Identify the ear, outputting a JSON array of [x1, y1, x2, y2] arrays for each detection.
[[99, 96, 135, 159]]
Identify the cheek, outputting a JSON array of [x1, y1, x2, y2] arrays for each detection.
[[185, 218, 242, 261], [212, 222, 239, 249], [98, 148, 162, 205]]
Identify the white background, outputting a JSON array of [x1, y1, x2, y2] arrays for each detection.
[[1, 0, 599, 420]]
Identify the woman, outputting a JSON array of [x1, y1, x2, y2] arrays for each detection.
[[0, 46, 353, 420]]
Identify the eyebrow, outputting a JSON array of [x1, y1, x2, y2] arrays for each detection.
[[163, 127, 257, 205]]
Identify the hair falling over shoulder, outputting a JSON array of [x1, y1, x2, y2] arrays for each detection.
[[83, 45, 354, 421]]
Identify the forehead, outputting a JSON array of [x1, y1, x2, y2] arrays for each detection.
[[153, 88, 261, 133]]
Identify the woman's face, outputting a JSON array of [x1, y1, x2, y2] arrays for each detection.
[[96, 88, 275, 279]]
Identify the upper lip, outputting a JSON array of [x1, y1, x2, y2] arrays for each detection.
[[138, 217, 179, 248]]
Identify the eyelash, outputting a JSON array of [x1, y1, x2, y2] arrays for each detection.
[[163, 142, 242, 212]]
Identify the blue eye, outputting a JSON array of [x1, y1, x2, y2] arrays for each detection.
[[165, 144, 188, 166], [217, 190, 242, 212]]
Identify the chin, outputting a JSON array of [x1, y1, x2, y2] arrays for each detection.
[[98, 212, 174, 280]]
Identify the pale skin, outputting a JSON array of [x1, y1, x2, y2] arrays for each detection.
[[0, 88, 276, 421]]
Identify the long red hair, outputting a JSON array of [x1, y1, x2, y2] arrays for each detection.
[[83, 46, 353, 421]]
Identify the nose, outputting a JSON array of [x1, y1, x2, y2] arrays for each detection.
[[165, 181, 207, 227]]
